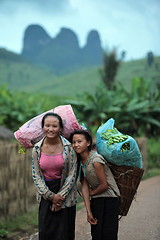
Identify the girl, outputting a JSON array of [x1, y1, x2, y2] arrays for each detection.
[[32, 113, 77, 240], [70, 129, 120, 240]]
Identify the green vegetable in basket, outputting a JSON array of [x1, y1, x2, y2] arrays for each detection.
[[101, 128, 129, 151], [121, 142, 130, 151]]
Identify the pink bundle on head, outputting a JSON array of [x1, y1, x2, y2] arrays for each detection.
[[14, 105, 83, 148]]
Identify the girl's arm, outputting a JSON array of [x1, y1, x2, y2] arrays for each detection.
[[89, 162, 108, 196], [81, 178, 97, 225]]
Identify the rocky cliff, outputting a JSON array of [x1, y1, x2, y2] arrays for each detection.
[[21, 24, 103, 74]]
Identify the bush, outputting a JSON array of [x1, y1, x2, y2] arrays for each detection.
[[147, 137, 160, 169]]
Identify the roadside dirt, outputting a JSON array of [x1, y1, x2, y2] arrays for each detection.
[[18, 175, 160, 240]]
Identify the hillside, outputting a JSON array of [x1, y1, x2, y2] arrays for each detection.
[[0, 49, 101, 96], [0, 48, 160, 97], [116, 57, 160, 90], [0, 48, 58, 92]]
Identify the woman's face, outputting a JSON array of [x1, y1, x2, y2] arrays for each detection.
[[43, 116, 61, 139], [72, 134, 90, 154]]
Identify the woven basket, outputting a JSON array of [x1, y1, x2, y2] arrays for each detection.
[[109, 164, 144, 216]]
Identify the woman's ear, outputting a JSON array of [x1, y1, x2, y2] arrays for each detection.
[[59, 129, 63, 135]]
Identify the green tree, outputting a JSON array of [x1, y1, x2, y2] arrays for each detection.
[[147, 51, 154, 67], [0, 84, 61, 131], [100, 48, 125, 90], [64, 78, 160, 137]]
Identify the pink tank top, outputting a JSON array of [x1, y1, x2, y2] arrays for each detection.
[[39, 152, 64, 180]]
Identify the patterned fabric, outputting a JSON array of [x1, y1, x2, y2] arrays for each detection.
[[32, 136, 78, 208]]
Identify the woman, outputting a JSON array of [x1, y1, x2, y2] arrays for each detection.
[[32, 112, 77, 240], [70, 129, 120, 240]]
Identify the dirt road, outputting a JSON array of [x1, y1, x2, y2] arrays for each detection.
[[75, 175, 160, 240], [29, 176, 160, 240]]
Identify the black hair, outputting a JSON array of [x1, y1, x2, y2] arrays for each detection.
[[41, 112, 63, 129], [69, 129, 93, 151]]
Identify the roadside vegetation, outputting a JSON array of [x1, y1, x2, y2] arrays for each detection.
[[0, 49, 159, 239]]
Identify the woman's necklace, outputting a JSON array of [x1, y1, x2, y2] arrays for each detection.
[[46, 144, 57, 153], [44, 137, 61, 154], [47, 145, 56, 153]]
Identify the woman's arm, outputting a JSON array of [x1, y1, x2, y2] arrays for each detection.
[[32, 146, 64, 210], [32, 147, 54, 200], [89, 162, 108, 196], [58, 146, 77, 198], [81, 178, 97, 225]]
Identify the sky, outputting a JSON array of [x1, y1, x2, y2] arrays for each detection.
[[0, 0, 159, 60]]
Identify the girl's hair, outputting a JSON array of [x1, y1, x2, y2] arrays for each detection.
[[41, 112, 64, 129], [69, 129, 93, 151]]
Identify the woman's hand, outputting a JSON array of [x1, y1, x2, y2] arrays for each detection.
[[51, 202, 61, 212], [51, 194, 64, 212], [52, 193, 64, 204], [87, 212, 98, 225]]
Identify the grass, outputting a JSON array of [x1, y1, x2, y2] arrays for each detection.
[[0, 196, 84, 239], [142, 168, 160, 180], [76, 195, 84, 211], [0, 207, 38, 238]]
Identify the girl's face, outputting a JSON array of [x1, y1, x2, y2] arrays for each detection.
[[72, 134, 90, 155], [43, 116, 61, 139]]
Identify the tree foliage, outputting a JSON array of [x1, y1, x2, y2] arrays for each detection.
[[0, 84, 62, 131], [100, 48, 125, 90], [0, 66, 159, 139], [65, 78, 160, 137], [66, 49, 159, 137], [147, 51, 154, 67]]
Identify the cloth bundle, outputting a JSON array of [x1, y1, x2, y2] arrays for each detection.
[[14, 105, 82, 148], [96, 118, 143, 168]]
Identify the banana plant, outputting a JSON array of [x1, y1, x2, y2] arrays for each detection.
[[64, 77, 160, 137]]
